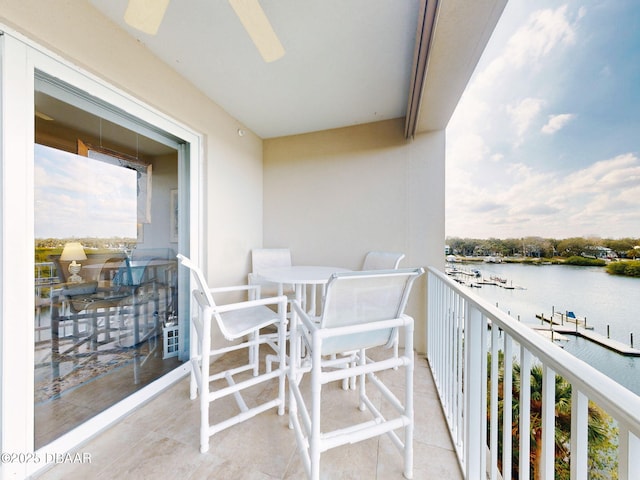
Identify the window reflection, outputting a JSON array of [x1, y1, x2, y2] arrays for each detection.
[[34, 89, 182, 449], [35, 144, 138, 239]]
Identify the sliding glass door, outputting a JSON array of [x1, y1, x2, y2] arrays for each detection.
[[33, 76, 187, 447], [0, 31, 200, 476]]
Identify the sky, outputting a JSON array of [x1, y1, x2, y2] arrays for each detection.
[[445, 0, 640, 240], [35, 144, 138, 239]]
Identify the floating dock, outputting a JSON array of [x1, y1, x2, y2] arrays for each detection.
[[537, 311, 593, 328], [446, 267, 525, 290], [531, 324, 640, 357]]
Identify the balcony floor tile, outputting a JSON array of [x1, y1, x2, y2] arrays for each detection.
[[35, 349, 462, 479]]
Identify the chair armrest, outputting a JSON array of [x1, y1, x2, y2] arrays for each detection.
[[210, 284, 262, 301], [209, 284, 260, 294], [214, 295, 288, 314]]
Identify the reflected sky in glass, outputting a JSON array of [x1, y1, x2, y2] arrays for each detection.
[[35, 144, 137, 238]]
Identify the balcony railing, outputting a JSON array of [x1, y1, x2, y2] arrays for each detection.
[[427, 267, 640, 480]]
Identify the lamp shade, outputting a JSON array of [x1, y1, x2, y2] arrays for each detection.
[[60, 242, 87, 261]]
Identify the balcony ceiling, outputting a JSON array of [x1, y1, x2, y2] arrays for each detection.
[[88, 0, 506, 140]]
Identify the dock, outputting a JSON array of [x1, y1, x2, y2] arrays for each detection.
[[446, 267, 525, 290], [531, 324, 640, 357], [536, 312, 593, 329]]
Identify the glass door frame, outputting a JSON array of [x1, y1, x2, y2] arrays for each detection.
[[0, 28, 203, 478]]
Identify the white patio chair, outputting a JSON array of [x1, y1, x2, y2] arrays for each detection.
[[176, 254, 288, 453], [362, 251, 406, 365], [248, 248, 295, 299], [248, 248, 296, 369], [288, 268, 424, 480], [361, 250, 405, 270]]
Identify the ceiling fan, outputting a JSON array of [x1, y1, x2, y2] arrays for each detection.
[[124, 0, 285, 63]]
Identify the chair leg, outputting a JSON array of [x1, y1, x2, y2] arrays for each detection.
[[277, 320, 286, 416], [404, 327, 415, 479], [403, 365, 414, 479], [310, 347, 322, 480], [190, 368, 197, 400], [358, 348, 367, 411], [393, 330, 399, 370], [199, 368, 210, 453], [250, 331, 259, 376]]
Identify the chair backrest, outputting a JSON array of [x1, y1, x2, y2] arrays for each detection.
[[176, 254, 217, 310], [318, 268, 423, 355], [361, 251, 405, 270], [251, 248, 292, 273]]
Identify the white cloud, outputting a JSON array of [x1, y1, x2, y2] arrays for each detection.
[[541, 113, 575, 134], [476, 5, 578, 88], [563, 153, 640, 192], [507, 97, 545, 140], [448, 132, 489, 166], [448, 153, 640, 238]]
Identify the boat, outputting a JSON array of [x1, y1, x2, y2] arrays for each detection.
[[483, 255, 502, 263]]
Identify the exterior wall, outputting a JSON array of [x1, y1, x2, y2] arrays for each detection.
[[0, 0, 263, 286], [263, 119, 445, 353]]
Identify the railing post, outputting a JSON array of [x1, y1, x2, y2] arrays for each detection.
[[464, 303, 485, 479], [489, 325, 500, 480], [619, 426, 640, 480], [502, 335, 513, 480], [519, 349, 532, 480], [570, 388, 588, 480], [541, 365, 555, 479]]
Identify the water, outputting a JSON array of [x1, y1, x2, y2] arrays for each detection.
[[456, 262, 640, 395]]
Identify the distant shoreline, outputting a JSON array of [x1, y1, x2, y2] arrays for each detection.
[[447, 255, 640, 277]]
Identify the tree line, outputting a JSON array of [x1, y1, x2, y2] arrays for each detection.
[[446, 236, 640, 260]]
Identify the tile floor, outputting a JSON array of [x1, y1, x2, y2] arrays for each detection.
[[34, 348, 462, 479]]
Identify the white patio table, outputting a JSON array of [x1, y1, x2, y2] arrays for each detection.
[[258, 265, 351, 369], [258, 265, 350, 316]]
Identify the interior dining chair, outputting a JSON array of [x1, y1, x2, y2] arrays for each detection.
[[361, 250, 406, 270], [288, 267, 424, 480], [176, 254, 288, 453]]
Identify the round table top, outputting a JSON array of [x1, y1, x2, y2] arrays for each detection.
[[258, 266, 350, 285]]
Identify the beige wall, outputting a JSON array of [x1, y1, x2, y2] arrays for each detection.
[[0, 0, 263, 286], [264, 119, 445, 353]]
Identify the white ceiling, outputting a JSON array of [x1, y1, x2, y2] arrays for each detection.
[[89, 0, 421, 139]]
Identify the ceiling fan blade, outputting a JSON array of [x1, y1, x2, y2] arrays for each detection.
[[124, 0, 170, 35], [228, 0, 285, 63]]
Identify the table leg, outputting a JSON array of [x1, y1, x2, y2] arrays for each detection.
[[293, 283, 304, 369], [308, 285, 316, 316]]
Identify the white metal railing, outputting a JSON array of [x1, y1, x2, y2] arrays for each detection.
[[427, 267, 640, 480]]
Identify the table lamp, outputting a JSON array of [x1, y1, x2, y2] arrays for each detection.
[[60, 242, 87, 283]]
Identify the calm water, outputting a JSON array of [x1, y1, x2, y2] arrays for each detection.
[[456, 262, 640, 396]]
